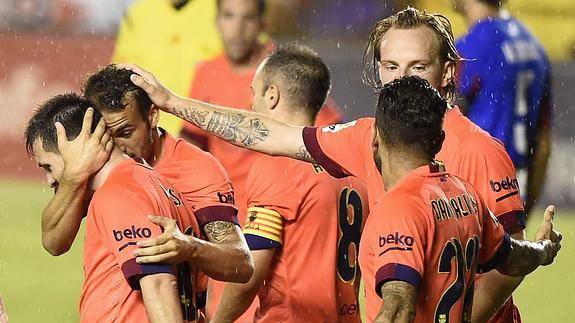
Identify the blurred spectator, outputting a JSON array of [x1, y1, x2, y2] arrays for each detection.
[[180, 0, 342, 320], [454, 0, 552, 217], [112, 0, 222, 134]]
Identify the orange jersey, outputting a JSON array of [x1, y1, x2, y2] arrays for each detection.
[[183, 48, 343, 320], [155, 130, 238, 228], [302, 108, 525, 231], [182, 46, 343, 225], [80, 158, 204, 323], [359, 163, 510, 322], [243, 155, 369, 322], [437, 107, 525, 233]]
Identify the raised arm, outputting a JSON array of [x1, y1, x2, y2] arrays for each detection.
[[121, 64, 315, 163], [140, 273, 183, 323], [135, 216, 254, 283], [42, 109, 113, 255]]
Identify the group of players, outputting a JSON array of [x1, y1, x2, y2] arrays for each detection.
[[24, 1, 561, 323]]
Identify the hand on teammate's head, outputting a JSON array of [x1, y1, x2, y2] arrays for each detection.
[[117, 64, 173, 110], [56, 107, 113, 182]]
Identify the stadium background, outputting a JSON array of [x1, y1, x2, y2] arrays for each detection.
[[0, 0, 573, 321]]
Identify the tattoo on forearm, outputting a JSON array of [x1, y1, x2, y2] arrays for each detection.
[[295, 145, 315, 162], [204, 221, 237, 243], [173, 107, 209, 127], [378, 281, 416, 321], [205, 111, 269, 147]]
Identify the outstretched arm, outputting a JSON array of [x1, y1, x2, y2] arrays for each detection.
[[135, 216, 254, 283], [42, 108, 113, 255], [496, 206, 561, 277], [120, 64, 315, 163]]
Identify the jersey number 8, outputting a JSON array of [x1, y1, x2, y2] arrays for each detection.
[[336, 188, 364, 283]]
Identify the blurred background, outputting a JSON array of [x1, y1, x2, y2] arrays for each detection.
[[0, 0, 573, 321]]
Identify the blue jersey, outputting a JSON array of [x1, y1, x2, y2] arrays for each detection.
[[456, 14, 552, 169]]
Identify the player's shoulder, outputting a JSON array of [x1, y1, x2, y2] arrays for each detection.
[[318, 117, 373, 135], [249, 155, 301, 181], [175, 137, 229, 172]]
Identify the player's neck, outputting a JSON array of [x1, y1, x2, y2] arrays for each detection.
[[465, 3, 501, 26], [276, 110, 314, 127], [147, 127, 165, 167], [382, 154, 429, 190], [89, 149, 130, 191], [228, 42, 268, 73]]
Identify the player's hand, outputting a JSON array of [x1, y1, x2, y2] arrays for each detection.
[[534, 205, 562, 265], [134, 215, 197, 264], [56, 108, 113, 183], [118, 63, 174, 110]]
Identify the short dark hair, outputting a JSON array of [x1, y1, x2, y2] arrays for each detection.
[[83, 64, 152, 119], [375, 76, 447, 160], [261, 43, 331, 119], [25, 93, 101, 156], [216, 0, 266, 17], [364, 7, 461, 101]]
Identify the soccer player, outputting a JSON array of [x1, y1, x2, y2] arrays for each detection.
[[209, 45, 368, 322], [40, 65, 253, 286], [453, 0, 552, 218], [123, 7, 551, 321], [25, 94, 207, 322], [181, 0, 341, 317], [362, 75, 560, 322], [183, 0, 342, 224]]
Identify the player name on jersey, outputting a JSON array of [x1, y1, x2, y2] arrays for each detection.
[[431, 193, 479, 222]]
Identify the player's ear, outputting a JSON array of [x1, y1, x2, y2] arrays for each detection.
[[441, 60, 455, 89], [371, 126, 379, 151], [265, 84, 280, 110], [148, 104, 160, 128]]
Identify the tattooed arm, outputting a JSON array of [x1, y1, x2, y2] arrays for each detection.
[[375, 281, 417, 323], [123, 64, 316, 163], [134, 216, 254, 283]]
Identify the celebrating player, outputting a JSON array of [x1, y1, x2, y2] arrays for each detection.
[[182, 1, 341, 318], [207, 44, 368, 322], [453, 0, 552, 219], [363, 75, 560, 322], [40, 65, 253, 286], [25, 94, 207, 322], [123, 7, 555, 321]]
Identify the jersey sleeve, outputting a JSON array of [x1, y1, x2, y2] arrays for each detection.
[[242, 157, 303, 250], [472, 190, 512, 273], [314, 97, 343, 126], [302, 117, 374, 181], [176, 149, 239, 231], [91, 187, 172, 290], [457, 138, 526, 234], [372, 196, 429, 296]]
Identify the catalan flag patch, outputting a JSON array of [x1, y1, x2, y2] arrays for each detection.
[[243, 207, 284, 248]]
